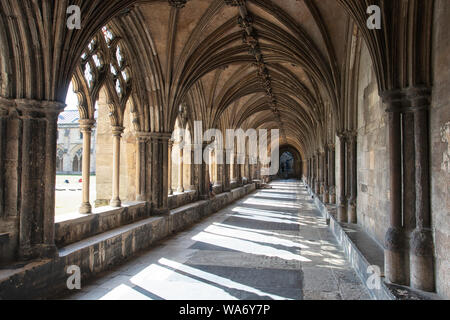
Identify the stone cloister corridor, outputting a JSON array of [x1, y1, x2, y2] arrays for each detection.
[[63, 181, 370, 300], [0, 0, 449, 303]]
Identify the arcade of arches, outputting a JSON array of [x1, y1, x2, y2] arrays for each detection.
[[0, 0, 449, 300]]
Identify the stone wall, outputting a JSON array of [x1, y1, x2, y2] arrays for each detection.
[[95, 89, 113, 206], [356, 43, 390, 247], [430, 0, 450, 299]]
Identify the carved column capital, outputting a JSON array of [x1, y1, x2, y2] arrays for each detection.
[[381, 89, 408, 113], [406, 86, 431, 112], [112, 126, 125, 137], [136, 131, 151, 143], [16, 99, 65, 115], [0, 98, 65, 120], [79, 119, 96, 133], [149, 132, 172, 142]]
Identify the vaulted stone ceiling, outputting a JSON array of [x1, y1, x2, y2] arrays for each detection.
[[0, 0, 433, 161], [132, 0, 352, 157]]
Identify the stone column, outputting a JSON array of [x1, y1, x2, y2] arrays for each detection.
[[329, 144, 336, 204], [223, 148, 231, 192], [150, 133, 171, 214], [311, 155, 316, 192], [230, 151, 236, 183], [323, 146, 329, 203], [177, 143, 184, 193], [15, 99, 64, 260], [79, 120, 95, 214], [314, 152, 320, 194], [135, 135, 147, 201], [168, 140, 173, 195], [246, 155, 251, 183], [307, 157, 311, 186], [110, 126, 124, 207], [199, 142, 210, 200], [347, 131, 357, 223], [319, 150, 325, 196], [214, 148, 224, 192], [0, 105, 6, 219], [188, 145, 196, 191], [383, 91, 407, 285], [408, 87, 434, 292], [337, 133, 347, 223], [236, 152, 243, 186]]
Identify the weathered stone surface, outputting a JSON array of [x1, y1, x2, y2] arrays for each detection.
[[0, 184, 255, 299], [430, 0, 450, 299]]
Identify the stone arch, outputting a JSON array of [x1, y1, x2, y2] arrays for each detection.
[[278, 145, 302, 179]]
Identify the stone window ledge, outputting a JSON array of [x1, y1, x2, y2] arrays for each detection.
[[55, 201, 149, 248], [55, 201, 147, 224], [168, 190, 198, 210]]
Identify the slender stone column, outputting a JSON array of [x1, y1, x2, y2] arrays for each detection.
[[135, 135, 148, 201], [136, 137, 142, 201], [136, 132, 152, 202], [318, 152, 322, 193], [329, 144, 336, 204], [408, 87, 434, 292], [214, 148, 224, 192], [311, 155, 316, 192], [0, 106, 6, 219], [150, 133, 171, 214], [43, 110, 61, 253], [337, 133, 347, 222], [383, 91, 407, 285], [79, 120, 95, 214], [250, 155, 257, 182], [347, 132, 357, 223], [230, 152, 236, 183], [168, 140, 173, 195], [236, 152, 243, 186], [199, 142, 210, 200], [314, 152, 320, 194], [323, 146, 329, 203], [223, 148, 231, 192], [110, 126, 124, 207], [177, 143, 184, 193], [188, 145, 196, 191], [320, 150, 325, 196]]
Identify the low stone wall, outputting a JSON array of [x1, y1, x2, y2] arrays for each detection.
[[55, 202, 150, 247], [0, 184, 256, 300], [306, 184, 395, 300], [168, 190, 198, 210]]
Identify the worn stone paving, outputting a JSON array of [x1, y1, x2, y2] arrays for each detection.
[[64, 180, 371, 300]]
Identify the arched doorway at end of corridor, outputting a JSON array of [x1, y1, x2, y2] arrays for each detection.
[[277, 146, 302, 179]]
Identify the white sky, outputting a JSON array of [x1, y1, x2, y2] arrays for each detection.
[[65, 82, 79, 111]]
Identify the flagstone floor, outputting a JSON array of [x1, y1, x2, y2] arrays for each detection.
[[64, 180, 371, 300]]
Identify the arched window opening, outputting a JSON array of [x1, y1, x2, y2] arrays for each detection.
[[72, 155, 80, 173], [170, 118, 185, 194], [55, 23, 138, 217], [55, 81, 92, 217]]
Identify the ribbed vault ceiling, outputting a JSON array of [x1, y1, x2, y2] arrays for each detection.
[[134, 0, 351, 159]]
